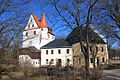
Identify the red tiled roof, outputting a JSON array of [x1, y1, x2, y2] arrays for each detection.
[[32, 14, 48, 28], [32, 14, 42, 28], [41, 14, 48, 28], [31, 14, 54, 35]]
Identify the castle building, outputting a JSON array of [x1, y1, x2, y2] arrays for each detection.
[[19, 14, 55, 67], [22, 14, 55, 49]]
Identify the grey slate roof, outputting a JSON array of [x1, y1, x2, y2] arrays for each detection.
[[66, 27, 106, 44], [28, 46, 40, 52], [19, 46, 40, 59], [41, 39, 72, 49]]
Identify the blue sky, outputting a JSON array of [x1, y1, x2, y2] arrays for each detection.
[[24, 0, 72, 38], [10, 0, 119, 48]]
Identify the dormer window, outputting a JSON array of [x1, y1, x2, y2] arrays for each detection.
[[34, 31, 36, 35], [26, 32, 28, 36]]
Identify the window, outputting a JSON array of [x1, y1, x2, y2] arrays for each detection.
[[78, 58, 81, 64], [67, 49, 69, 54], [101, 47, 104, 52], [102, 57, 105, 62], [30, 19, 32, 22], [50, 59, 54, 64], [46, 50, 48, 55], [97, 57, 100, 65], [32, 24, 34, 27], [96, 46, 98, 52], [51, 50, 53, 54], [26, 32, 28, 36], [58, 49, 61, 54], [28, 24, 30, 28], [46, 59, 48, 64], [34, 31, 36, 35], [90, 58, 93, 63], [36, 62, 37, 64], [67, 59, 70, 65]]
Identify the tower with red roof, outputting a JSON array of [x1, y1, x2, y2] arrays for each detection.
[[22, 14, 55, 49]]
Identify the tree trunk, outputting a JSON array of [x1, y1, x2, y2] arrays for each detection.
[[84, 54, 90, 80], [93, 57, 96, 69]]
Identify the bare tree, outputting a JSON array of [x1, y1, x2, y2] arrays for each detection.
[[97, 0, 120, 44], [0, 0, 32, 78], [40, 0, 100, 79]]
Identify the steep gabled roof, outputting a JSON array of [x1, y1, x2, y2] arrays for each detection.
[[19, 46, 40, 59], [32, 14, 42, 28], [41, 14, 49, 28], [32, 14, 54, 35], [41, 39, 72, 49], [32, 14, 49, 28], [66, 27, 106, 44]]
